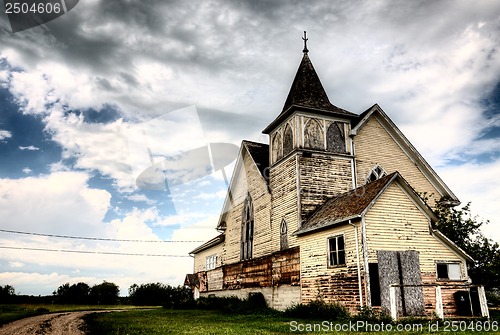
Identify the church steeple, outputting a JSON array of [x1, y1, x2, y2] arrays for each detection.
[[263, 33, 356, 135]]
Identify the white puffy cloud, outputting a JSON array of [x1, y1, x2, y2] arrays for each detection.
[[0, 171, 110, 236], [19, 145, 39, 151], [438, 159, 500, 242], [0, 130, 12, 141]]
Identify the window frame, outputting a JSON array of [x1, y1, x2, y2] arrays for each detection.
[[366, 165, 387, 183], [241, 194, 254, 261], [205, 254, 217, 271], [435, 262, 462, 281], [327, 234, 346, 268]]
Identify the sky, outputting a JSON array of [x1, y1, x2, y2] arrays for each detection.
[[0, 0, 499, 296]]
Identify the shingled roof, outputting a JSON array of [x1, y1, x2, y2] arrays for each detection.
[[243, 140, 269, 183], [295, 172, 404, 236], [263, 53, 357, 134]]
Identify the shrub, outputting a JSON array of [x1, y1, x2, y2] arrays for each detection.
[[284, 300, 349, 320], [195, 293, 270, 314]]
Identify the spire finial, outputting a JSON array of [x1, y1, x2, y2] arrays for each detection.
[[302, 31, 309, 54]]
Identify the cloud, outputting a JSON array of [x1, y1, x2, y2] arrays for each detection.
[[125, 194, 156, 206], [19, 145, 39, 151], [0, 171, 111, 236], [438, 159, 500, 241], [1, 0, 500, 296], [22, 167, 32, 174], [0, 130, 12, 141]]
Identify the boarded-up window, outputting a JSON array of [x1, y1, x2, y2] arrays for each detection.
[[377, 250, 425, 317], [241, 194, 254, 260], [283, 125, 293, 156], [328, 235, 345, 266], [326, 122, 346, 153], [280, 219, 288, 251], [304, 119, 323, 150], [272, 132, 282, 164]]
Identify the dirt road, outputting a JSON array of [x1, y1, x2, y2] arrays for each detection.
[[0, 311, 93, 335]]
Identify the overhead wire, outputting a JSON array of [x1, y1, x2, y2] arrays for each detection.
[[0, 245, 191, 257], [0, 228, 204, 243]]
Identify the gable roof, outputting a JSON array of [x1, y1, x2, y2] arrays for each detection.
[[295, 173, 398, 236], [294, 172, 437, 236], [351, 104, 460, 205], [189, 234, 225, 255], [216, 140, 270, 231], [263, 53, 356, 134], [243, 140, 269, 184]]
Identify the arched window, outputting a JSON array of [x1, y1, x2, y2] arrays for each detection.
[[304, 119, 323, 150], [366, 165, 387, 183], [272, 132, 282, 164], [326, 122, 346, 153], [283, 124, 293, 156], [280, 219, 288, 251], [241, 194, 254, 260]]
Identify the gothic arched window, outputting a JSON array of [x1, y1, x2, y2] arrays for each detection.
[[280, 219, 288, 251], [272, 132, 282, 164], [304, 119, 323, 150], [241, 194, 254, 260], [283, 124, 293, 156], [366, 165, 387, 183], [326, 122, 346, 153]]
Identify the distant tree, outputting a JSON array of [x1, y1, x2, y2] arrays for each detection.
[[90, 281, 119, 305], [128, 283, 192, 307], [0, 285, 16, 303], [434, 199, 500, 289], [129, 282, 168, 305], [55, 282, 91, 304]]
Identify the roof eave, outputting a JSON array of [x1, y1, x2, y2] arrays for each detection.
[[432, 229, 475, 263], [293, 215, 361, 236], [263, 104, 358, 134], [189, 235, 225, 255]]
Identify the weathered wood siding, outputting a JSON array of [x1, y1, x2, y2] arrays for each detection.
[[193, 243, 224, 273], [270, 155, 299, 248], [299, 154, 353, 221], [354, 116, 441, 205], [365, 182, 469, 316], [364, 183, 466, 275], [223, 247, 300, 289], [299, 223, 364, 311], [223, 148, 272, 264]]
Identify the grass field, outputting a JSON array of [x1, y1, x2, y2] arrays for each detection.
[[83, 308, 500, 335], [2, 304, 499, 334]]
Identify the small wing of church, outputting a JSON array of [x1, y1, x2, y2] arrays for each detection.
[[184, 36, 488, 318]]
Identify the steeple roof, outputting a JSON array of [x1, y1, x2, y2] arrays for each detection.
[[263, 49, 357, 134]]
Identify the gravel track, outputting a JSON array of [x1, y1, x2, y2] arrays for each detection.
[[0, 311, 94, 335]]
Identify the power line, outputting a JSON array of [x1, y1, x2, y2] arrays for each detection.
[[0, 245, 191, 257], [0, 229, 204, 243]]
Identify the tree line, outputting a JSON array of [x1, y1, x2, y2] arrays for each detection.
[[0, 282, 192, 306]]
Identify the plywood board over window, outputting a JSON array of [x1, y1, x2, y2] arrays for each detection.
[[326, 122, 346, 153], [283, 124, 294, 156], [304, 119, 324, 150], [377, 250, 425, 317]]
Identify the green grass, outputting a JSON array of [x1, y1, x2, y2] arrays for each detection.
[[84, 308, 500, 335], [84, 309, 294, 335]]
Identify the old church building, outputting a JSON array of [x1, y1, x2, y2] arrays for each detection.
[[185, 36, 488, 318]]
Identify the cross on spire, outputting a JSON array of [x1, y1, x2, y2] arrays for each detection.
[[302, 31, 309, 54]]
